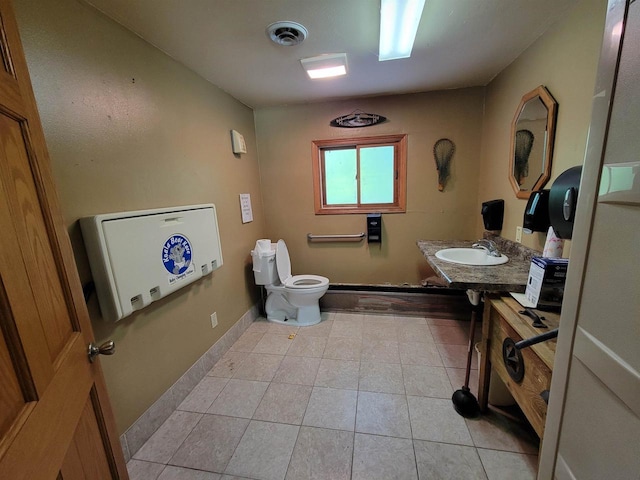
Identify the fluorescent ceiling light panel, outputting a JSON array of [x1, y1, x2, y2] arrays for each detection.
[[379, 0, 426, 61], [300, 53, 348, 79]]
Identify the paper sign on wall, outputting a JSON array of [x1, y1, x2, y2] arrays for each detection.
[[240, 193, 253, 223]]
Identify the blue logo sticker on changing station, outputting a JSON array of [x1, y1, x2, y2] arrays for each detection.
[[162, 234, 193, 276]]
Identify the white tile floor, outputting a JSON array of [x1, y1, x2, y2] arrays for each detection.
[[128, 312, 539, 480]]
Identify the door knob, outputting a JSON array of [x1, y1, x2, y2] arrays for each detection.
[[88, 340, 116, 362]]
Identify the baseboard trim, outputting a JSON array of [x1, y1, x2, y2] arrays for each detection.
[[120, 303, 260, 462], [321, 285, 471, 320]]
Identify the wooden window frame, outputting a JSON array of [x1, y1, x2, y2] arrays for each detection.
[[311, 134, 407, 215]]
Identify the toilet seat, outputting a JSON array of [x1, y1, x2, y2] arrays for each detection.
[[276, 240, 329, 289], [285, 274, 329, 289]]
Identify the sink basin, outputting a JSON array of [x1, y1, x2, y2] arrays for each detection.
[[435, 248, 509, 266]]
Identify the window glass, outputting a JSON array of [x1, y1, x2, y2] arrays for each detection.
[[312, 134, 406, 214], [324, 148, 357, 205], [360, 145, 394, 204]]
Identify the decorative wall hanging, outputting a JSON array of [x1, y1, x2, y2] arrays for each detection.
[[330, 110, 387, 128], [433, 138, 455, 191]]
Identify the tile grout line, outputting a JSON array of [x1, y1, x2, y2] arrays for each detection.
[[218, 414, 252, 477], [351, 358, 360, 480], [275, 318, 315, 479], [281, 316, 329, 480], [164, 411, 205, 471], [132, 311, 539, 479], [397, 328, 421, 479], [430, 316, 490, 479]]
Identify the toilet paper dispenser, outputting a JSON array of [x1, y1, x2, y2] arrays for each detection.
[[521, 166, 582, 239], [548, 166, 582, 239]]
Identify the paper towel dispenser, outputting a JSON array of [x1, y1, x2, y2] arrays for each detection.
[[80, 204, 223, 321], [523, 189, 550, 234]]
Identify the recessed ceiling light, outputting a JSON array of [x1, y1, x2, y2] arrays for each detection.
[[300, 53, 348, 79], [379, 0, 426, 61]]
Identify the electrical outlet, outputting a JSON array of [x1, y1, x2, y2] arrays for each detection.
[[516, 226, 523, 243], [210, 312, 218, 328]]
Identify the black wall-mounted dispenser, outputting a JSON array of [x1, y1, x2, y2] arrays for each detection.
[[481, 199, 504, 231], [367, 213, 382, 243], [549, 166, 582, 239], [523, 189, 550, 233]]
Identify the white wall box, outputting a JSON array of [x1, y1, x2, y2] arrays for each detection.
[[230, 129, 247, 154], [80, 204, 223, 321]]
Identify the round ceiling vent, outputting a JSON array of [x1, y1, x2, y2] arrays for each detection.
[[266, 21, 308, 46]]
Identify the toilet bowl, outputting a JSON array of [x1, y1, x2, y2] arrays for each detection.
[[252, 239, 329, 326]]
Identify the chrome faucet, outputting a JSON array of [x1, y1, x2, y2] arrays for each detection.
[[472, 239, 501, 257]]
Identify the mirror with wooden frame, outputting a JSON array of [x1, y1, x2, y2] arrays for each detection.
[[509, 85, 558, 199]]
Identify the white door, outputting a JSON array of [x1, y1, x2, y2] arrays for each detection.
[[538, 0, 640, 478]]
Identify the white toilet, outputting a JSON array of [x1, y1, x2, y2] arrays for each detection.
[[252, 239, 329, 326]]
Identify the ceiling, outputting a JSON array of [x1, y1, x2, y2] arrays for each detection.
[[85, 0, 578, 109]]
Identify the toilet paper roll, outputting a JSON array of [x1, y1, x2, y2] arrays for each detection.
[[543, 226, 564, 258], [256, 239, 271, 253]]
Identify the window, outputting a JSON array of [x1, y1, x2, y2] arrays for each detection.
[[312, 134, 407, 214]]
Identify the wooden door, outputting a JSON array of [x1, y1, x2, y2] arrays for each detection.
[[0, 0, 128, 478], [538, 0, 640, 477]]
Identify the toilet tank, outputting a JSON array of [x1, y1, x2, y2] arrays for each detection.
[[252, 244, 278, 285]]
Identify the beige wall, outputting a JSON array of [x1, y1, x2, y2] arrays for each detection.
[[477, 0, 607, 253], [14, 0, 266, 433], [255, 89, 486, 285]]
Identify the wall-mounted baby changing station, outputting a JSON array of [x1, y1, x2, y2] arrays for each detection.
[[81, 204, 223, 322]]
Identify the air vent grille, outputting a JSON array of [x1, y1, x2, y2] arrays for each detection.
[[266, 21, 308, 46]]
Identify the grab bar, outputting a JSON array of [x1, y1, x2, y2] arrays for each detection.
[[307, 232, 366, 243]]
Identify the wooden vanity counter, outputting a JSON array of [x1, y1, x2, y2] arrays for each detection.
[[479, 294, 560, 439]]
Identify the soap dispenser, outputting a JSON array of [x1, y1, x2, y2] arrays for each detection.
[[367, 213, 382, 243], [522, 190, 550, 234]]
